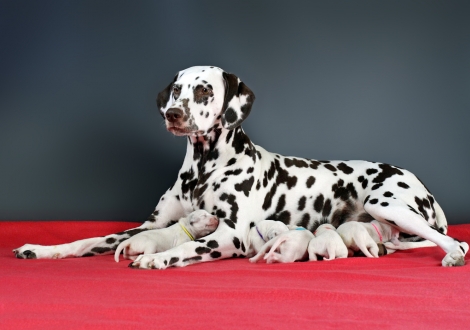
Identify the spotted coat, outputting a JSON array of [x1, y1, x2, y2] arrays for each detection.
[[14, 66, 468, 268]]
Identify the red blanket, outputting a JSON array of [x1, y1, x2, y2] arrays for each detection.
[[2, 221, 470, 329]]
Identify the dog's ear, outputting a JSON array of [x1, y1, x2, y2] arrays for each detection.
[[156, 74, 178, 118], [221, 72, 255, 130]]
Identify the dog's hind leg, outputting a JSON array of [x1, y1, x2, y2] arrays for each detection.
[[364, 198, 468, 266]]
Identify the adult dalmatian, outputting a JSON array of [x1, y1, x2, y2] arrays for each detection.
[[14, 66, 468, 268]]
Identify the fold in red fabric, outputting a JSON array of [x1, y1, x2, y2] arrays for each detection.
[[2, 221, 470, 329]]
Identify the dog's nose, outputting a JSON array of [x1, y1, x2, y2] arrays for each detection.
[[166, 108, 184, 122]]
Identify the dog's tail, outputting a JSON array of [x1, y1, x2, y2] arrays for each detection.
[[114, 240, 128, 262], [263, 236, 288, 262]]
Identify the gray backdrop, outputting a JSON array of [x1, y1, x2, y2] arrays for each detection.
[[1, 1, 469, 223]]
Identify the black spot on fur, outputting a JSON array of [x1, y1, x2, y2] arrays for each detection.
[[362, 179, 368, 189], [234, 176, 254, 197], [91, 247, 112, 254], [383, 191, 393, 197], [415, 196, 431, 220], [233, 237, 241, 249], [206, 240, 219, 249], [372, 163, 404, 184], [275, 194, 286, 213], [106, 237, 116, 244], [369, 199, 378, 205], [322, 199, 332, 217], [381, 202, 389, 207], [298, 213, 310, 228], [314, 194, 324, 213], [169, 257, 179, 266], [183, 256, 202, 263], [398, 182, 410, 189], [298, 196, 306, 211], [284, 158, 309, 168], [371, 183, 383, 190], [220, 193, 239, 223], [364, 195, 370, 204], [366, 168, 378, 175], [324, 164, 337, 172], [309, 160, 321, 169], [225, 219, 236, 229], [306, 176, 316, 188], [337, 162, 354, 174], [227, 158, 237, 166], [195, 246, 212, 255], [358, 176, 364, 182], [262, 184, 277, 210], [332, 180, 358, 201], [210, 251, 222, 258]]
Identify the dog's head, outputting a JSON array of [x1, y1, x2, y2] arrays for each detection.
[[156, 66, 255, 136]]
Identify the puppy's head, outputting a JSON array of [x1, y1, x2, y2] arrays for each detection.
[[186, 209, 219, 238]]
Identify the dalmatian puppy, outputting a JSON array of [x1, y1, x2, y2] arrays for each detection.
[[14, 66, 468, 268], [337, 222, 380, 258], [245, 220, 289, 257], [114, 210, 219, 262], [249, 227, 314, 263], [308, 224, 348, 261]]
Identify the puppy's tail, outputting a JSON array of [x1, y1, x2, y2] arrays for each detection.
[[114, 240, 128, 262], [263, 236, 288, 262]]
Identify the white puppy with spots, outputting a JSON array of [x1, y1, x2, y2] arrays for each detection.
[[249, 227, 314, 263], [114, 210, 218, 262], [245, 220, 289, 257], [308, 224, 348, 261]]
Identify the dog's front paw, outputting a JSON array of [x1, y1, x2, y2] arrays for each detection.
[[129, 253, 169, 270], [13, 244, 60, 259]]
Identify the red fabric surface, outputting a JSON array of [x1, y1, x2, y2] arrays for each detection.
[[1, 221, 470, 329]]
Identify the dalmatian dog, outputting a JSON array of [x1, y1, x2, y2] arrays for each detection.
[[308, 224, 348, 261], [114, 210, 218, 262], [14, 65, 468, 268], [250, 227, 315, 263], [245, 220, 289, 257]]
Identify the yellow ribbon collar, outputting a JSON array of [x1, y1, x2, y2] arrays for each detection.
[[180, 223, 195, 241]]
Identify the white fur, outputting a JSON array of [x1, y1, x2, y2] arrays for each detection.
[[114, 210, 218, 262], [308, 224, 348, 261]]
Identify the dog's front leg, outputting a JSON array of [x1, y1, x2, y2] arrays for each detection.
[[129, 222, 241, 269]]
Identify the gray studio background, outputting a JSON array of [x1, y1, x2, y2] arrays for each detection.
[[1, 1, 469, 223]]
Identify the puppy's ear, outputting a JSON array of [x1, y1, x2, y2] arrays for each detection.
[[156, 73, 178, 118], [221, 72, 255, 130]]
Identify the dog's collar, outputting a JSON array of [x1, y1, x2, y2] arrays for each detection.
[[295, 227, 306, 230], [371, 222, 382, 243], [180, 224, 195, 241], [255, 226, 266, 242]]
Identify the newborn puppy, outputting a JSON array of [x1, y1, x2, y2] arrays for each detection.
[[308, 224, 348, 261], [336, 222, 379, 258], [245, 220, 289, 257], [361, 220, 400, 255], [114, 210, 218, 262], [249, 227, 314, 263]]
